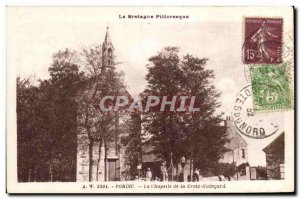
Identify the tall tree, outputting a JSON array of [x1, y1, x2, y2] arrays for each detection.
[[121, 112, 143, 179], [46, 48, 84, 181], [143, 47, 186, 166], [143, 47, 228, 173], [180, 54, 228, 172], [17, 77, 42, 182], [17, 48, 84, 182]]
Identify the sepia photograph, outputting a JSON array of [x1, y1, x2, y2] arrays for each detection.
[[6, 6, 294, 193]]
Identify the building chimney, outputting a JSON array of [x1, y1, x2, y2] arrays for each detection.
[[224, 116, 231, 128]]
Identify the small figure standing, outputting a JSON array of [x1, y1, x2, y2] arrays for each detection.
[[146, 168, 152, 181], [194, 168, 200, 182], [161, 161, 168, 181]]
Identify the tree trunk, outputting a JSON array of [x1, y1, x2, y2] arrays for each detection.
[[28, 168, 31, 182], [33, 166, 37, 182], [96, 137, 103, 181], [190, 157, 194, 182], [88, 138, 94, 181], [190, 155, 194, 182], [49, 163, 53, 182], [104, 140, 108, 182], [28, 159, 32, 182]]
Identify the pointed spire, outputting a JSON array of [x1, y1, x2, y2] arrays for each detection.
[[104, 26, 112, 45]]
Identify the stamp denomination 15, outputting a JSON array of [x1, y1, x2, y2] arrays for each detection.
[[243, 17, 283, 64]]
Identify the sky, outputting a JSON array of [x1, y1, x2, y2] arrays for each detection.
[[12, 7, 291, 166], [17, 21, 244, 115]]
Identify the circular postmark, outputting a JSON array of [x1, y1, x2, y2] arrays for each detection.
[[232, 85, 281, 139]]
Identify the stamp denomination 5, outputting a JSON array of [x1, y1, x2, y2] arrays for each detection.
[[232, 85, 280, 139], [250, 63, 293, 112]]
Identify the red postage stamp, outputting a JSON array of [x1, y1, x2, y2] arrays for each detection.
[[243, 17, 283, 64]]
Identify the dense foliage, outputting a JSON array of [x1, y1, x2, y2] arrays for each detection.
[[143, 47, 228, 171]]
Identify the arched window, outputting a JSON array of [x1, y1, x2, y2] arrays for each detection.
[[108, 48, 112, 58]]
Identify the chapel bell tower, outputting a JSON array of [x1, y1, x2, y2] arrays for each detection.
[[102, 26, 114, 73]]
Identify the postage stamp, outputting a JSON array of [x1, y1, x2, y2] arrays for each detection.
[[250, 63, 292, 112], [243, 17, 283, 64], [232, 85, 281, 139]]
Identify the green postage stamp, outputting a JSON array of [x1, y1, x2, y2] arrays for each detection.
[[250, 63, 293, 112]]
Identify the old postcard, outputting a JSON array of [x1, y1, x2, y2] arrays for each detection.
[[6, 6, 294, 193]]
